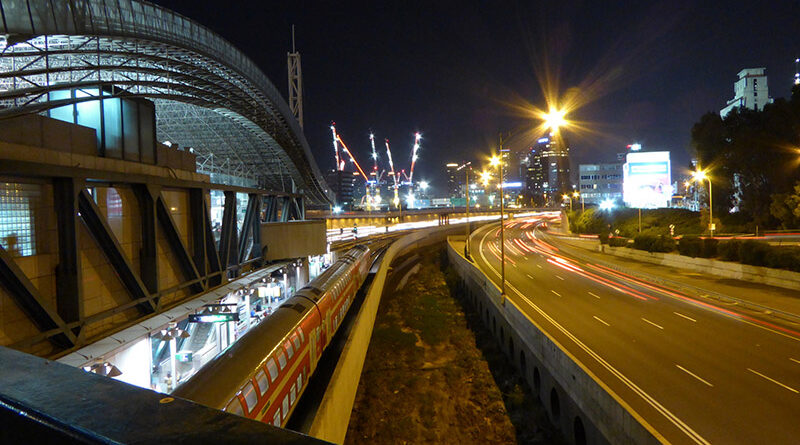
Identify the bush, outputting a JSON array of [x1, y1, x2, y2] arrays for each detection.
[[678, 236, 702, 257], [609, 236, 629, 247], [718, 240, 741, 261], [765, 247, 800, 273], [739, 240, 771, 266], [701, 238, 718, 258], [633, 233, 676, 253]]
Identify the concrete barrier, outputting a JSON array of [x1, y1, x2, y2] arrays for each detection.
[[597, 244, 800, 291], [307, 223, 488, 444], [446, 230, 662, 445]]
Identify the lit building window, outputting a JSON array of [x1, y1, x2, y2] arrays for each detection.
[[0, 182, 39, 256]]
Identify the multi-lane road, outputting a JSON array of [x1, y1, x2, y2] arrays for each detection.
[[472, 217, 800, 444]]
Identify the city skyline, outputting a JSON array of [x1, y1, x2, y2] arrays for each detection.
[[150, 0, 800, 194]]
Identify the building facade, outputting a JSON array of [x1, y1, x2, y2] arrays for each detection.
[[720, 68, 773, 117], [578, 163, 623, 205], [325, 170, 356, 208]]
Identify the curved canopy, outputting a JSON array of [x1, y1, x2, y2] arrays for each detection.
[[0, 0, 331, 203]]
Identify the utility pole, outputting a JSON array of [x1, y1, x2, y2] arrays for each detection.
[[459, 162, 472, 259], [498, 135, 506, 302], [287, 25, 303, 129]]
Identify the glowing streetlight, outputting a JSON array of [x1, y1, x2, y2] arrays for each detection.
[[543, 108, 567, 132], [562, 193, 572, 211], [573, 191, 583, 212], [692, 169, 714, 237], [419, 181, 429, 191], [599, 199, 615, 211]]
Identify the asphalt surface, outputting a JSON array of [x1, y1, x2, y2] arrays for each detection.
[[471, 218, 800, 445]]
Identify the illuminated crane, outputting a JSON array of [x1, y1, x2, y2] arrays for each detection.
[[385, 138, 400, 208], [408, 132, 421, 183], [330, 122, 344, 171]]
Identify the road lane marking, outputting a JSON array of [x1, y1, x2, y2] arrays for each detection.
[[555, 275, 565, 280], [536, 264, 543, 269], [676, 365, 713, 387], [478, 224, 709, 444], [593, 316, 610, 326], [790, 358, 800, 365], [526, 274, 535, 279], [551, 290, 561, 297], [674, 312, 697, 322], [642, 318, 664, 330], [747, 368, 799, 393], [588, 292, 601, 299]]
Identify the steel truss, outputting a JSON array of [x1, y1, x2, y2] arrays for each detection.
[[0, 0, 331, 203]]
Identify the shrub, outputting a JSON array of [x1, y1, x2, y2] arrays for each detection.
[[765, 247, 800, 273], [633, 233, 675, 253], [678, 236, 702, 257], [718, 240, 741, 261], [701, 238, 718, 258], [609, 236, 628, 247], [739, 240, 770, 266]]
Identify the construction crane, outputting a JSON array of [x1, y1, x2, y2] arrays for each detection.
[[385, 138, 400, 208], [408, 132, 421, 183], [330, 122, 343, 171]]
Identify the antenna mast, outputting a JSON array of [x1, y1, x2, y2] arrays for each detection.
[[288, 25, 303, 128]]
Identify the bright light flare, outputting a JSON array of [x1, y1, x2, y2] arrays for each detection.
[[599, 199, 615, 211], [489, 156, 501, 167], [543, 108, 567, 132], [692, 170, 708, 181], [419, 181, 429, 190]]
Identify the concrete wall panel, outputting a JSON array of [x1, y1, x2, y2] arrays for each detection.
[[260, 220, 326, 261]]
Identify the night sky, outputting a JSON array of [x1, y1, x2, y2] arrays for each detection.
[[151, 0, 799, 194]]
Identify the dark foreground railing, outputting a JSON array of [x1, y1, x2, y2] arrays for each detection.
[[0, 346, 330, 444]]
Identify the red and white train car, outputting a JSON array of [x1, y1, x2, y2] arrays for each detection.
[[173, 245, 371, 427]]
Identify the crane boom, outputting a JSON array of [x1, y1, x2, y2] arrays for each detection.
[[408, 132, 421, 183]]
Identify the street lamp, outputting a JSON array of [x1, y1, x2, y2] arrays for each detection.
[[562, 193, 572, 211], [489, 154, 506, 300], [457, 162, 472, 259], [692, 169, 713, 237], [573, 191, 583, 212]]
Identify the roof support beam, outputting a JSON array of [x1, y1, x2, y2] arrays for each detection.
[[0, 244, 75, 349], [218, 191, 239, 279], [77, 190, 155, 314], [134, 184, 160, 299], [53, 178, 82, 339], [155, 194, 205, 295]]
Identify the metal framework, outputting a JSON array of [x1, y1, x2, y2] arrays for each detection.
[[0, 0, 331, 203]]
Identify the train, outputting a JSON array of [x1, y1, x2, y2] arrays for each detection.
[[172, 245, 371, 427]]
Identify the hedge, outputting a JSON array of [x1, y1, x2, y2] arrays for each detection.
[[608, 236, 629, 247], [633, 233, 676, 253]]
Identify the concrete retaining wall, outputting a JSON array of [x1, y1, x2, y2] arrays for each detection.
[[447, 235, 661, 445], [308, 223, 486, 444], [596, 243, 800, 292]]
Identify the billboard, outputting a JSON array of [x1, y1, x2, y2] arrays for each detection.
[[623, 151, 672, 208]]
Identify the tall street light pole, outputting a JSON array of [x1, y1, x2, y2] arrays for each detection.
[[490, 153, 505, 300], [458, 162, 472, 259], [693, 169, 713, 237]]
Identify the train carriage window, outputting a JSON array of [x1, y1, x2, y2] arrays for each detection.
[[277, 351, 287, 370], [292, 333, 301, 350], [255, 369, 269, 396], [296, 373, 303, 390], [285, 340, 294, 359], [273, 411, 281, 427], [282, 395, 290, 420], [225, 397, 245, 416], [266, 358, 279, 381], [241, 382, 259, 413], [290, 383, 297, 405], [298, 327, 305, 343]]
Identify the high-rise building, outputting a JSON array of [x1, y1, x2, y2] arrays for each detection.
[[325, 169, 356, 209], [521, 146, 545, 206], [579, 163, 623, 205], [720, 68, 773, 117], [538, 135, 571, 206], [445, 163, 461, 198]]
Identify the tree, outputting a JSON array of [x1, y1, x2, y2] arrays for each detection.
[[770, 182, 800, 229]]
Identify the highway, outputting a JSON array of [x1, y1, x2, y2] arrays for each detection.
[[471, 217, 800, 444]]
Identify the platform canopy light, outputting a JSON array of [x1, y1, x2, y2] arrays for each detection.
[[333, 206, 342, 214], [83, 361, 122, 377]]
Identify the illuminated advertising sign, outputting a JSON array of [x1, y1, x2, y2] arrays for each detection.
[[623, 151, 672, 208]]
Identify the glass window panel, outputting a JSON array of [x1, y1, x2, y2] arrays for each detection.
[[255, 370, 269, 396], [282, 395, 289, 419], [266, 358, 278, 381], [225, 398, 244, 416], [103, 98, 122, 158], [0, 183, 39, 256], [241, 382, 258, 412], [122, 99, 140, 161], [277, 352, 286, 370], [292, 334, 301, 350], [284, 340, 293, 359], [75, 89, 102, 150]]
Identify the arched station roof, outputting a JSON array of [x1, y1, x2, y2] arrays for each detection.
[[0, 0, 331, 203]]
